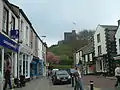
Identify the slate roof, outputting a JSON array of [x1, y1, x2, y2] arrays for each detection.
[[82, 42, 94, 55], [76, 42, 94, 55]]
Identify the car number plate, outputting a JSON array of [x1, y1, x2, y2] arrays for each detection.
[[62, 79, 67, 81]]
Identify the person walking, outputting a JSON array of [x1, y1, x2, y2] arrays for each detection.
[[74, 66, 84, 90], [115, 64, 120, 88], [3, 60, 13, 90]]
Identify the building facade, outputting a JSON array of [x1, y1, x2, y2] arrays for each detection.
[[0, 0, 47, 89], [114, 20, 120, 63], [0, 0, 19, 89], [74, 42, 95, 75], [94, 25, 117, 76]]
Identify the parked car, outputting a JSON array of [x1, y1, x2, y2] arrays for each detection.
[[66, 68, 77, 77], [52, 70, 71, 85]]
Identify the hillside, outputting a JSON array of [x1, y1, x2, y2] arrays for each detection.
[[48, 30, 95, 65]]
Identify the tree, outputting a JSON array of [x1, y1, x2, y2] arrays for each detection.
[[46, 52, 60, 64]]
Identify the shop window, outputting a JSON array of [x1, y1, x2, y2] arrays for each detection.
[[2, 7, 9, 34]]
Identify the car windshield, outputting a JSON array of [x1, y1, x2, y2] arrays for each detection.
[[70, 69, 77, 73], [56, 71, 68, 75]]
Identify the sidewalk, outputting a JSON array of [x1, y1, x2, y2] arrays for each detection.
[[14, 77, 49, 90]]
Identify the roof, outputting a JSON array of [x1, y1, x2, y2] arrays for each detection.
[[82, 42, 94, 55], [76, 42, 94, 55], [100, 25, 117, 30]]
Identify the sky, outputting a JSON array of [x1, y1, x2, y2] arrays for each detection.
[[9, 0, 120, 47]]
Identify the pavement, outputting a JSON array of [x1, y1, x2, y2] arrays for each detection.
[[12, 75, 120, 90]]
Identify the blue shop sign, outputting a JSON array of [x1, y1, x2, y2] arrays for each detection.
[[0, 33, 19, 52], [10, 29, 19, 39]]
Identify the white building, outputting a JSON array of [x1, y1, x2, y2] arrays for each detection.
[[18, 9, 33, 79], [114, 20, 120, 61], [94, 25, 117, 75], [0, 0, 19, 89]]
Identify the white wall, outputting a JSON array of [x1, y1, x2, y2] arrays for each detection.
[[79, 51, 83, 61], [115, 25, 120, 55], [19, 13, 30, 46], [85, 55, 88, 62], [38, 39, 43, 59], [75, 52, 79, 64], [94, 25, 107, 57], [0, 0, 3, 32], [89, 53, 93, 61]]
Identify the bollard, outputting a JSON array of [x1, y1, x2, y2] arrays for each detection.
[[71, 75, 74, 87], [90, 80, 94, 90]]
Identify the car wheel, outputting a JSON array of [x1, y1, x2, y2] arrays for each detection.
[[68, 81, 71, 84]]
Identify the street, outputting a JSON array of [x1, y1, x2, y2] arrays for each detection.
[[15, 77, 73, 90], [14, 75, 120, 90]]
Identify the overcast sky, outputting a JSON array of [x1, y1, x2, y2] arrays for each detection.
[[9, 0, 120, 47]]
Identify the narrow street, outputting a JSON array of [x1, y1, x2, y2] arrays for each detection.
[[14, 76, 120, 90], [15, 77, 73, 90]]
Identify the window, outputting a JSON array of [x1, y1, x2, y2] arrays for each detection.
[[97, 34, 100, 43], [26, 26, 28, 45], [11, 16, 15, 30], [2, 7, 9, 34], [30, 30, 33, 49], [21, 20, 23, 32], [98, 45, 102, 55]]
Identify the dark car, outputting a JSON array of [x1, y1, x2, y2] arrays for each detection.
[[66, 68, 77, 77], [52, 70, 71, 85]]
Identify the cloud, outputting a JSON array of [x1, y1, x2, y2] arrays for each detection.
[[9, 0, 120, 46]]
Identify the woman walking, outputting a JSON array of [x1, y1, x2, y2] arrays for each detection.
[[3, 59, 13, 90], [74, 66, 84, 90]]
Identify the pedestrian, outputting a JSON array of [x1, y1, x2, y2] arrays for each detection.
[[3, 60, 13, 90], [74, 66, 84, 90], [115, 63, 120, 88]]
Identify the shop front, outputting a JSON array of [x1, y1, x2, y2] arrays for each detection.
[[0, 33, 19, 90], [30, 57, 43, 78]]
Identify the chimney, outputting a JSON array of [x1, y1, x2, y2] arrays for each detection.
[[118, 20, 120, 25]]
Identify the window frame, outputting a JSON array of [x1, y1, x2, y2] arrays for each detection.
[[97, 34, 100, 43], [2, 7, 9, 35], [98, 45, 102, 55], [11, 15, 15, 30]]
